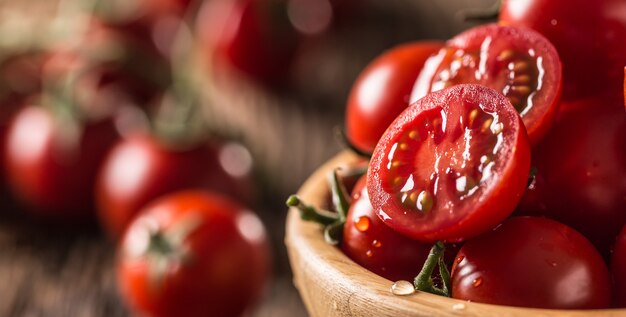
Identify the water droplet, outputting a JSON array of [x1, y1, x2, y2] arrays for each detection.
[[366, 250, 373, 257], [391, 280, 416, 296], [452, 303, 466, 311], [546, 260, 557, 267], [372, 240, 382, 248], [472, 277, 483, 287], [355, 216, 370, 232]]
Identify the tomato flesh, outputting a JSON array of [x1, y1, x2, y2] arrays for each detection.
[[412, 24, 561, 145], [452, 217, 611, 309], [368, 84, 531, 242]]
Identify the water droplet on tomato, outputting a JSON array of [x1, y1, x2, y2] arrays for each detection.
[[372, 240, 382, 248], [391, 280, 416, 296], [366, 250, 373, 257], [472, 277, 483, 287], [355, 216, 370, 232]]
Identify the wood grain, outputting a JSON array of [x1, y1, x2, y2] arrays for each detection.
[[286, 151, 626, 317]]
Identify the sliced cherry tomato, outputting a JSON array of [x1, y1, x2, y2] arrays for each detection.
[[117, 190, 270, 317], [516, 99, 626, 257], [412, 24, 562, 145], [368, 84, 531, 242], [342, 176, 431, 281], [4, 105, 119, 218], [97, 133, 255, 238], [345, 41, 443, 154], [451, 217, 611, 309], [612, 224, 626, 307], [499, 0, 626, 104]]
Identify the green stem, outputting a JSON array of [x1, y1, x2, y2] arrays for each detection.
[[330, 169, 350, 222], [414, 241, 450, 297], [286, 195, 338, 225]]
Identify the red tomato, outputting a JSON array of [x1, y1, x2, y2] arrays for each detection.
[[4, 105, 119, 218], [516, 99, 626, 257], [612, 224, 626, 307], [117, 190, 270, 317], [345, 41, 443, 154], [341, 176, 431, 281], [368, 84, 531, 242], [412, 24, 562, 145], [499, 0, 626, 104], [451, 217, 611, 309], [97, 134, 255, 238], [196, 0, 298, 86]]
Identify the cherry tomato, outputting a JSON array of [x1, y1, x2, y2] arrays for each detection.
[[341, 176, 431, 281], [345, 41, 443, 154], [612, 224, 626, 307], [117, 190, 270, 317], [516, 99, 626, 257], [452, 217, 611, 309], [4, 105, 119, 218], [97, 133, 255, 238], [196, 0, 299, 86], [412, 24, 562, 145], [499, 0, 626, 104], [368, 84, 531, 243]]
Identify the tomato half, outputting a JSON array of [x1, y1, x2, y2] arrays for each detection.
[[97, 134, 255, 238], [117, 190, 270, 317], [499, 0, 626, 104], [368, 84, 531, 242], [341, 176, 431, 281], [345, 41, 443, 154], [516, 99, 626, 257], [412, 24, 562, 145], [452, 217, 611, 309]]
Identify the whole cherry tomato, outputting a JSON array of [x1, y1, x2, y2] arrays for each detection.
[[499, 0, 626, 104], [412, 24, 562, 145], [516, 99, 626, 257], [612, 224, 626, 307], [4, 105, 119, 218], [117, 190, 270, 317], [97, 133, 255, 238], [451, 217, 611, 309], [345, 41, 443, 154], [342, 176, 431, 281], [368, 84, 530, 242], [196, 0, 299, 86]]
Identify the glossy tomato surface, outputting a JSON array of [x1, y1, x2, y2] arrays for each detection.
[[345, 41, 443, 154], [97, 134, 255, 238], [196, 0, 298, 86], [368, 84, 531, 242], [612, 224, 626, 307], [516, 99, 626, 257], [4, 105, 119, 218], [499, 0, 626, 104], [412, 24, 561, 145], [117, 190, 270, 317], [341, 176, 431, 281], [452, 217, 611, 309]]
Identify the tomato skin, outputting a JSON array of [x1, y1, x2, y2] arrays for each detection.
[[412, 24, 562, 146], [117, 190, 270, 317], [4, 106, 119, 218], [451, 217, 611, 309], [341, 177, 431, 281], [516, 100, 626, 256], [499, 0, 626, 104], [97, 134, 255, 239], [196, 0, 298, 86], [345, 41, 443, 154], [368, 84, 531, 243], [612, 225, 626, 307]]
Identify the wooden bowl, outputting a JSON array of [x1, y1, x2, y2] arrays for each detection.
[[285, 151, 625, 317]]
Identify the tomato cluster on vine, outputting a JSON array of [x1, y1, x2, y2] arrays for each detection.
[[292, 0, 625, 310]]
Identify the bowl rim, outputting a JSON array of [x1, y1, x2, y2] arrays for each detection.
[[285, 150, 625, 317]]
